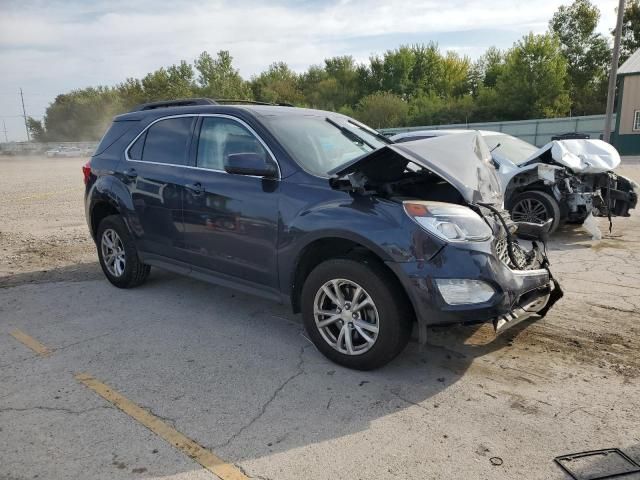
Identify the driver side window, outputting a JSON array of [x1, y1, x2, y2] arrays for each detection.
[[196, 117, 268, 171]]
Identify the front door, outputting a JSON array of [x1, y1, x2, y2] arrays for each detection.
[[181, 115, 280, 288]]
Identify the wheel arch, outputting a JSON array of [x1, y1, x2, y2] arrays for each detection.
[[90, 201, 120, 239], [87, 175, 136, 241], [288, 236, 416, 327]]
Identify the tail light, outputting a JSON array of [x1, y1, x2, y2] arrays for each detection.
[[82, 161, 91, 185]]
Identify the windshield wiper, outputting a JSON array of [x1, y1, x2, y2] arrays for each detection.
[[325, 117, 376, 149], [347, 119, 393, 144]]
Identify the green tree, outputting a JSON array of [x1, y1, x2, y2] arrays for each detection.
[[410, 43, 444, 95], [620, 0, 640, 63], [299, 65, 329, 107], [354, 92, 408, 128], [550, 0, 610, 114], [194, 51, 252, 99], [141, 61, 195, 101], [26, 117, 46, 142], [251, 62, 303, 104], [44, 87, 124, 141], [408, 92, 475, 126], [494, 33, 571, 119], [372, 46, 416, 97], [437, 51, 472, 98], [116, 78, 145, 110], [323, 56, 361, 108], [471, 47, 505, 94]]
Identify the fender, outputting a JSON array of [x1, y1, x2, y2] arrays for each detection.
[[277, 191, 444, 298], [86, 174, 137, 240]]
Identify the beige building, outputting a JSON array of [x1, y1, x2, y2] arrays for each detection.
[[614, 49, 640, 155]]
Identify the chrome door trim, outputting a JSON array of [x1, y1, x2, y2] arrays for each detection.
[[124, 113, 282, 180]]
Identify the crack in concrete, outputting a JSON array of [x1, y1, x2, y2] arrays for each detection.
[[236, 464, 275, 480], [137, 403, 178, 429], [0, 405, 113, 415], [213, 345, 308, 450], [55, 331, 114, 352]]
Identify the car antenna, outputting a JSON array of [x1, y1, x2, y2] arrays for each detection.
[[490, 143, 501, 153]]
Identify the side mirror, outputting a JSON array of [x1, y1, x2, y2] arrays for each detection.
[[224, 152, 277, 178]]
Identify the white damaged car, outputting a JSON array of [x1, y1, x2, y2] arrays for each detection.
[[391, 130, 639, 233]]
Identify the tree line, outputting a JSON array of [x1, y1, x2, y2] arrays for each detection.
[[28, 0, 640, 142]]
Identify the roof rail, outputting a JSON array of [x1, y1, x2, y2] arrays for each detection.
[[132, 98, 218, 112], [214, 99, 294, 107]]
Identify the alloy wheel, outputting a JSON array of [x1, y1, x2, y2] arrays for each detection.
[[313, 278, 379, 355], [101, 228, 126, 277], [511, 198, 549, 223]]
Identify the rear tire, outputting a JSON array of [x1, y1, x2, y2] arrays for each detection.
[[301, 258, 412, 370], [509, 190, 562, 234], [96, 215, 150, 288]]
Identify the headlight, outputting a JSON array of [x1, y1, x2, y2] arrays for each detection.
[[403, 201, 492, 242], [435, 279, 495, 305]]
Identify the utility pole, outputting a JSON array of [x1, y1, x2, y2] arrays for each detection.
[[603, 0, 626, 143], [2, 120, 8, 143], [20, 88, 30, 142]]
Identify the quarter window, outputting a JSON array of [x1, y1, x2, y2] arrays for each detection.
[[128, 131, 146, 160], [634, 110, 640, 131], [196, 117, 268, 171], [138, 117, 194, 166]]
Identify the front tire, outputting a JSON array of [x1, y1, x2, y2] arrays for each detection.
[[96, 215, 150, 288], [301, 258, 412, 370], [509, 190, 562, 233]]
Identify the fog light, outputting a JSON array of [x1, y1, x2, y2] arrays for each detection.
[[435, 279, 495, 305]]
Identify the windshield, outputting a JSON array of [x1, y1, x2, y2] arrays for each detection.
[[482, 134, 539, 165], [267, 115, 388, 176]]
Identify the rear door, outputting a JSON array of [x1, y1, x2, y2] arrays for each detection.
[[180, 115, 280, 288], [124, 115, 195, 260]]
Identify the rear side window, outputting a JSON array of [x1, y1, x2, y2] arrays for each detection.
[[138, 117, 194, 166], [94, 120, 138, 156]]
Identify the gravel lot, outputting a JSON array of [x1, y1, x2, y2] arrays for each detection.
[[1, 155, 639, 480]]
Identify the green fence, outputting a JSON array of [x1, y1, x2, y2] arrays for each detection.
[[380, 114, 616, 147]]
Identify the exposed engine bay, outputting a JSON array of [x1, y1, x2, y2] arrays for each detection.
[[329, 132, 550, 271]]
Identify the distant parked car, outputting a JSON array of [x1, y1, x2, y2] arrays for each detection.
[[391, 130, 638, 233], [84, 98, 562, 370], [46, 146, 83, 157]]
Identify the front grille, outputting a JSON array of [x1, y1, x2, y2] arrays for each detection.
[[495, 236, 540, 270]]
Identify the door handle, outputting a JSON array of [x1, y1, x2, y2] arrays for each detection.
[[123, 168, 138, 180], [185, 182, 203, 195]]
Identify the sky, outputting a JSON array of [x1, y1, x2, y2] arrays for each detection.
[[0, 0, 620, 141]]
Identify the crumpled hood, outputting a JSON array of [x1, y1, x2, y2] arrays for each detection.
[[330, 131, 503, 205], [523, 139, 621, 173]]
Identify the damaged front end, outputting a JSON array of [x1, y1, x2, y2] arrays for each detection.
[[505, 139, 639, 225], [473, 202, 563, 333], [329, 132, 563, 336]]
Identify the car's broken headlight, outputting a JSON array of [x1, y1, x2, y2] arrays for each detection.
[[403, 201, 492, 242]]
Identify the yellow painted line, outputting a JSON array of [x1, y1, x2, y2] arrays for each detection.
[[9, 329, 53, 356], [75, 373, 249, 480]]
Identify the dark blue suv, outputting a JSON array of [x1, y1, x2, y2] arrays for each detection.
[[84, 98, 562, 370]]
